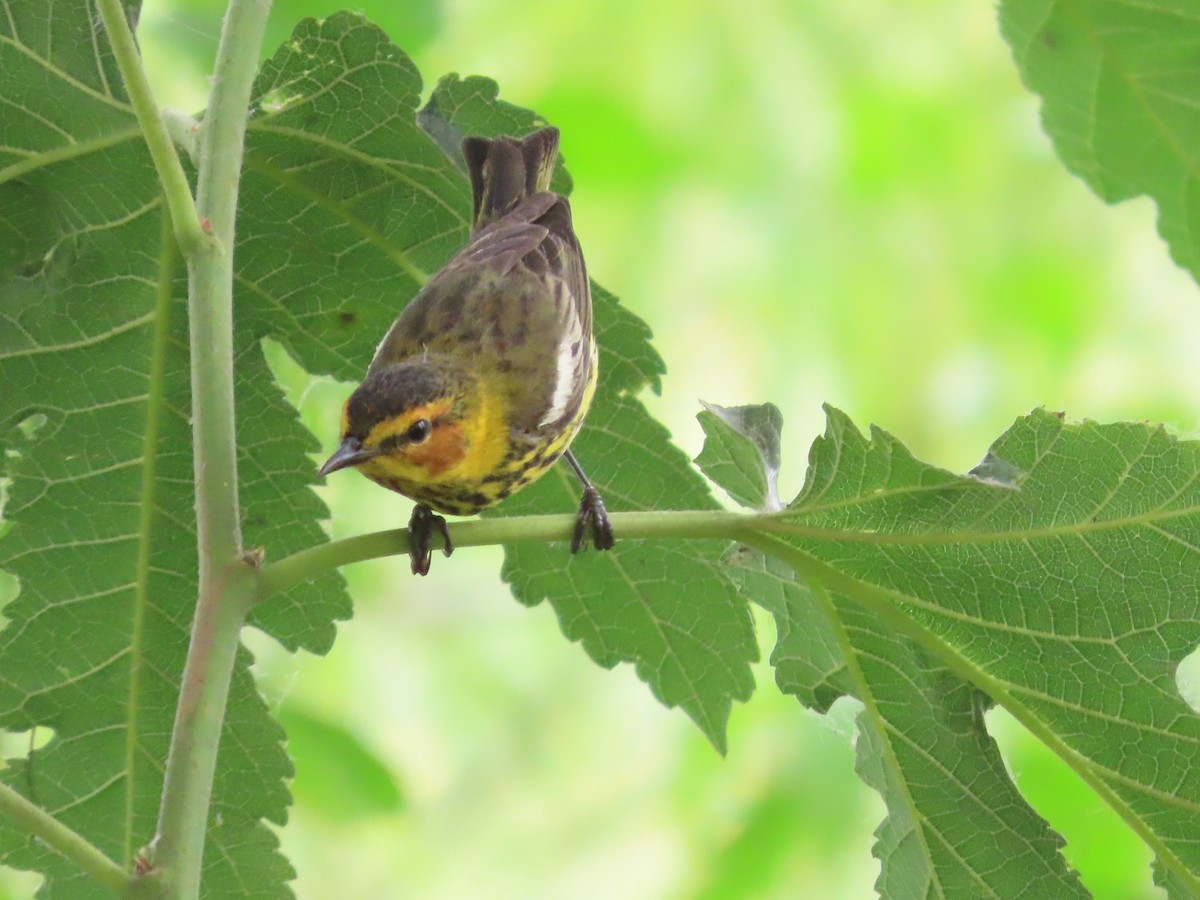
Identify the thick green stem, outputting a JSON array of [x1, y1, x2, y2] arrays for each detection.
[[257, 510, 751, 600], [0, 781, 133, 896], [95, 0, 208, 255], [153, 565, 258, 900], [151, 1, 273, 898], [186, 0, 269, 578]]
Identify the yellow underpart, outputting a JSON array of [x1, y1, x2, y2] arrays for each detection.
[[452, 379, 510, 482]]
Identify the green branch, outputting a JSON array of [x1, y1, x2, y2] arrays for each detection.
[[0, 781, 135, 896], [257, 510, 752, 599], [152, 564, 258, 900], [95, 0, 209, 256], [162, 110, 201, 165], [149, 1, 273, 898]]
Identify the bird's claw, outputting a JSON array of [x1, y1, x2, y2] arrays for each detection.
[[409, 504, 453, 576], [571, 486, 615, 553]]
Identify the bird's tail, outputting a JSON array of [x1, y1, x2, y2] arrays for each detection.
[[462, 127, 560, 230]]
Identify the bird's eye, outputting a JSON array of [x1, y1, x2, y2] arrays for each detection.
[[405, 419, 432, 444]]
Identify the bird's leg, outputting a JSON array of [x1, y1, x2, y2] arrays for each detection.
[[408, 503, 453, 576], [564, 450, 615, 553]]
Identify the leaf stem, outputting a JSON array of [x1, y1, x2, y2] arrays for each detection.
[[257, 510, 752, 600], [124, 209, 178, 868], [94, 0, 209, 255], [804, 577, 951, 894], [151, 1, 272, 898], [0, 781, 133, 896], [162, 110, 201, 165]]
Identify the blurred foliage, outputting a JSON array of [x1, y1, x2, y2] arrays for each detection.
[[5, 0, 1200, 897]]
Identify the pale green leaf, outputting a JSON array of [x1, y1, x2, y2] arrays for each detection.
[[702, 408, 1086, 895], [1000, 0, 1200, 284], [695, 401, 783, 511], [723, 549, 850, 714], [764, 405, 1200, 893]]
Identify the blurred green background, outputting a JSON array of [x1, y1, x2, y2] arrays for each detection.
[[5, 0, 1198, 897]]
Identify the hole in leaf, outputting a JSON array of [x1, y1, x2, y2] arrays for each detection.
[[259, 88, 305, 115], [16, 412, 48, 440], [1175, 645, 1200, 716], [0, 727, 58, 812], [0, 567, 18, 624], [242, 624, 302, 711], [968, 451, 1024, 488], [0, 726, 55, 759], [0, 866, 42, 896]]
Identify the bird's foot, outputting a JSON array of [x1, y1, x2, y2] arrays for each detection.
[[409, 504, 453, 576], [571, 486, 615, 554]]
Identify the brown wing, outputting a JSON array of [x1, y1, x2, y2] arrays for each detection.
[[367, 192, 558, 369], [513, 196, 593, 434], [368, 193, 593, 436]]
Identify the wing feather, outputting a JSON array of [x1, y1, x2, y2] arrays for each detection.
[[368, 192, 594, 437]]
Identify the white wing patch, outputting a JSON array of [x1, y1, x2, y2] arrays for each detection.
[[540, 327, 582, 427]]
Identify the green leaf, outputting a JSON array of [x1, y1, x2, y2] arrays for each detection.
[[276, 705, 402, 822], [753, 405, 1200, 893], [723, 549, 851, 714], [695, 401, 783, 511], [999, 0, 1200, 284], [420, 74, 757, 752], [697, 407, 1084, 893], [0, 1, 300, 895], [0, 8, 754, 894], [0, 7, 475, 895], [418, 73, 574, 197], [842, 602, 1083, 898]]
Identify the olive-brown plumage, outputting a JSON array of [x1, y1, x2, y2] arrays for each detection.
[[319, 127, 613, 574]]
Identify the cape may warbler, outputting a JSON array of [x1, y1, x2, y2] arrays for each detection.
[[318, 127, 614, 574]]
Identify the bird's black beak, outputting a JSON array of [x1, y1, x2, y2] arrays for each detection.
[[318, 436, 377, 477]]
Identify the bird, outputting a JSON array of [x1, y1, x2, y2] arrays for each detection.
[[317, 126, 614, 575]]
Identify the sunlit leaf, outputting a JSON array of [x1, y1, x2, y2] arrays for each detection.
[[694, 402, 783, 511], [755, 406, 1200, 893], [0, 0, 300, 894], [0, 7, 470, 895], [699, 405, 1088, 894], [1000, 0, 1200, 286]]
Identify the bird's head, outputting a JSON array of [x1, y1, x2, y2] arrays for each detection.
[[318, 359, 507, 488]]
